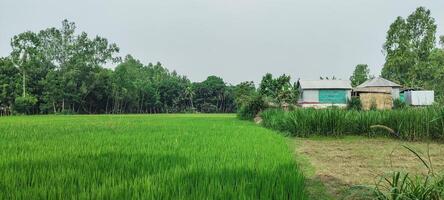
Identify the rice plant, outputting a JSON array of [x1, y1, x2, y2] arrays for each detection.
[[0, 114, 307, 199]]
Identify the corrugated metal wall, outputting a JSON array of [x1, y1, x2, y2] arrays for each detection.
[[319, 90, 347, 104]]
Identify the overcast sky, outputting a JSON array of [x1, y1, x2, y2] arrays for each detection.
[[1, 0, 443, 84]]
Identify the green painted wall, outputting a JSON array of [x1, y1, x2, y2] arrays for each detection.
[[319, 90, 347, 104], [400, 93, 405, 102]]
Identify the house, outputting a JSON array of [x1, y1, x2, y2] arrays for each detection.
[[297, 80, 352, 108], [353, 77, 401, 110]]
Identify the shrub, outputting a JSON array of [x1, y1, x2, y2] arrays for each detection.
[[347, 97, 362, 110], [237, 94, 267, 120], [393, 98, 407, 109], [13, 95, 37, 114]]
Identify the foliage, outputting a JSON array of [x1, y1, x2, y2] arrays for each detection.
[[237, 94, 267, 120], [259, 73, 298, 105], [347, 97, 362, 111], [13, 95, 37, 114], [234, 81, 257, 107], [261, 106, 444, 141], [350, 64, 370, 87], [393, 99, 407, 109], [374, 145, 444, 200], [193, 76, 235, 113], [0, 20, 240, 115], [381, 7, 444, 99], [0, 114, 307, 199], [0, 58, 19, 115]]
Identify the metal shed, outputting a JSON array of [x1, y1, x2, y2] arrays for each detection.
[[404, 90, 434, 106], [297, 80, 352, 108]]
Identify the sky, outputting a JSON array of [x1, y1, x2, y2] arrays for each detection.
[[1, 0, 443, 85]]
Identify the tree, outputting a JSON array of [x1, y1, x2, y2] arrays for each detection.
[[234, 81, 256, 107], [259, 73, 276, 97], [10, 31, 40, 98], [381, 7, 437, 86], [192, 76, 237, 113], [0, 57, 20, 115], [184, 86, 195, 110], [350, 64, 370, 87], [258, 73, 298, 105]]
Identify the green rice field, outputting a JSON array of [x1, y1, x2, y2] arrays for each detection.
[[0, 114, 306, 199]]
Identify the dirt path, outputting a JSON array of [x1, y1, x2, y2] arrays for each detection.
[[293, 136, 444, 199]]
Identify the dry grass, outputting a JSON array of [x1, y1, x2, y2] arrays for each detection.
[[294, 136, 444, 199]]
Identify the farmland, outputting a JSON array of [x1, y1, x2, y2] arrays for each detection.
[[294, 136, 444, 199], [0, 114, 306, 199]]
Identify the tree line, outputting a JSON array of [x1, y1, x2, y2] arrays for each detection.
[[0, 20, 298, 115]]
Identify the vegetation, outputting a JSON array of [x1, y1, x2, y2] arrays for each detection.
[[237, 94, 267, 120], [258, 73, 298, 106], [293, 136, 444, 199], [393, 98, 407, 109], [350, 64, 371, 87], [0, 20, 238, 115], [347, 97, 363, 110], [261, 107, 444, 141], [374, 145, 444, 200], [382, 7, 444, 101], [0, 114, 306, 199]]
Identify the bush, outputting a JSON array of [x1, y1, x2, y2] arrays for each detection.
[[237, 95, 267, 120], [347, 97, 362, 110], [13, 95, 37, 114], [260, 106, 444, 141], [393, 98, 407, 109]]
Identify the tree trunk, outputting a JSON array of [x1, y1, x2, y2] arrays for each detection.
[[22, 70, 26, 97], [53, 101, 56, 113]]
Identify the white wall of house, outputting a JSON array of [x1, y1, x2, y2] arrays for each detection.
[[300, 103, 347, 109], [392, 88, 400, 99], [301, 89, 319, 103], [346, 89, 352, 101]]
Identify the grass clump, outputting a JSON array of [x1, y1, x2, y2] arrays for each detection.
[[374, 145, 444, 200], [261, 106, 444, 141]]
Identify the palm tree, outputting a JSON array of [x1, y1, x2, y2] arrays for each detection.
[[184, 86, 195, 111]]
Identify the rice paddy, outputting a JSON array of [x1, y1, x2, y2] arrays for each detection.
[[0, 114, 306, 199]]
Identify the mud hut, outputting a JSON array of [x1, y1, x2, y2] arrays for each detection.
[[353, 77, 401, 110]]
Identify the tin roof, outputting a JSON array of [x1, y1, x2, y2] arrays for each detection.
[[356, 77, 401, 88], [353, 87, 392, 94], [298, 80, 352, 89]]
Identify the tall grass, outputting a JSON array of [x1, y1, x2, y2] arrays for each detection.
[[374, 145, 444, 199], [261, 107, 444, 141], [0, 114, 307, 199]]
